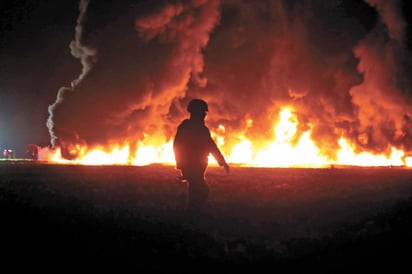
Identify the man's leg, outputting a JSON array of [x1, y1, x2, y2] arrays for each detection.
[[187, 177, 209, 213], [182, 166, 209, 213]]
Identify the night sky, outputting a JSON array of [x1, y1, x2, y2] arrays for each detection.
[[1, 0, 412, 159], [0, 0, 80, 150]]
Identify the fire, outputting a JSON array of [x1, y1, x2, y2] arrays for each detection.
[[131, 141, 175, 166], [39, 107, 412, 168], [336, 139, 406, 167]]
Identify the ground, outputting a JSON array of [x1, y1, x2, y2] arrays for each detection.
[[1, 162, 412, 273]]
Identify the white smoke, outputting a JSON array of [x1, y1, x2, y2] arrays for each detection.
[[47, 0, 97, 148]]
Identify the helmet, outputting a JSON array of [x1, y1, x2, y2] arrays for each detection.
[[187, 99, 208, 113]]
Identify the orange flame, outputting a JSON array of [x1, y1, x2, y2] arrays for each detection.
[[39, 107, 412, 167]]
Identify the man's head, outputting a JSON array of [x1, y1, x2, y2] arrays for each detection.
[[187, 99, 208, 113], [187, 99, 208, 121]]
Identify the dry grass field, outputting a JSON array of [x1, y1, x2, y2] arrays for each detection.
[[1, 162, 412, 273]]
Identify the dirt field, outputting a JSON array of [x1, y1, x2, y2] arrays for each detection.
[[1, 162, 412, 273]]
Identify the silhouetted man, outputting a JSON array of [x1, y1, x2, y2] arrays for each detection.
[[173, 99, 230, 214]]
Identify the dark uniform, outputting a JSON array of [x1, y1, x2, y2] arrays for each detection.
[[173, 99, 229, 213]]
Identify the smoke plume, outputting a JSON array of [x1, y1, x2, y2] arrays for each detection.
[[47, 0, 96, 148], [47, 0, 412, 160]]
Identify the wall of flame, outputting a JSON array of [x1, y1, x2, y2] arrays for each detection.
[[43, 0, 412, 167]]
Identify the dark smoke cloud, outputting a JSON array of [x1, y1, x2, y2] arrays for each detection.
[[350, 0, 412, 153], [47, 0, 412, 160]]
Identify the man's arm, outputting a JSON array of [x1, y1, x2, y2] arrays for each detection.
[[209, 138, 230, 174]]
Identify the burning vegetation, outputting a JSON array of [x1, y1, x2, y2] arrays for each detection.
[[40, 0, 412, 167]]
